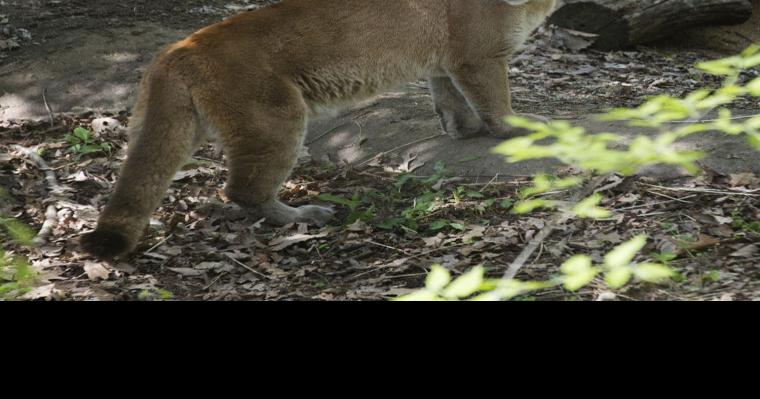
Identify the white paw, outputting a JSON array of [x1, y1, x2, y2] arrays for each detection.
[[297, 205, 335, 226]]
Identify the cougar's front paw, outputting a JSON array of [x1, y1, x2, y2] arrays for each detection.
[[296, 205, 335, 226], [438, 111, 488, 140]]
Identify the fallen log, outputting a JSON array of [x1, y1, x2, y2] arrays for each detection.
[[549, 0, 754, 50]]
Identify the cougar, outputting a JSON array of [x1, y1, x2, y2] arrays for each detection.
[[81, 0, 557, 259]]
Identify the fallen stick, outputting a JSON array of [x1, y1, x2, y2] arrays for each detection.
[[12, 145, 65, 194], [42, 88, 56, 127], [503, 174, 611, 280], [224, 253, 272, 280], [357, 133, 447, 167], [32, 205, 58, 246], [12, 145, 66, 246]]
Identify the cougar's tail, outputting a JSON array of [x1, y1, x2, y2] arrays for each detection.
[[81, 67, 198, 259]]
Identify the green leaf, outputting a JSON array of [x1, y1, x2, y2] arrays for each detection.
[[12, 257, 37, 284], [747, 77, 760, 96], [513, 199, 550, 214], [449, 223, 466, 231], [500, 199, 514, 209], [561, 255, 598, 291], [394, 174, 414, 190], [79, 144, 106, 154], [505, 115, 548, 132], [481, 198, 496, 209], [157, 289, 174, 300], [697, 57, 739, 76], [563, 270, 598, 291], [429, 220, 449, 231], [470, 279, 525, 301], [561, 255, 592, 275], [377, 218, 403, 230], [740, 44, 760, 58], [634, 263, 675, 283], [573, 194, 611, 219], [394, 290, 442, 301], [465, 191, 485, 199], [64, 133, 81, 145], [442, 266, 485, 299], [73, 127, 92, 142], [742, 53, 760, 69], [318, 194, 355, 208], [747, 132, 760, 151], [605, 235, 647, 269], [425, 265, 451, 292], [605, 267, 633, 289], [0, 219, 36, 246]]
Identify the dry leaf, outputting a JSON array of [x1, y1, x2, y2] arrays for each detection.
[[729, 173, 759, 188], [423, 233, 445, 248], [20, 284, 60, 300], [730, 244, 758, 258], [167, 267, 207, 277], [84, 262, 111, 281], [675, 235, 720, 255], [269, 232, 329, 251], [461, 225, 486, 243]]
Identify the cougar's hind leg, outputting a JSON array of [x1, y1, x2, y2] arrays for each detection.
[[429, 77, 488, 139], [201, 78, 334, 226]]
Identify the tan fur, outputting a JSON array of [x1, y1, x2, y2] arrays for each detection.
[[80, 0, 557, 259]]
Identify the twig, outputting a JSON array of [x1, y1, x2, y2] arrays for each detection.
[[42, 88, 55, 126], [645, 190, 695, 204], [32, 205, 58, 246], [530, 242, 545, 266], [642, 183, 760, 197], [479, 173, 500, 193], [203, 272, 228, 291], [503, 174, 611, 280], [13, 145, 64, 194], [417, 243, 468, 257], [665, 113, 759, 124], [614, 195, 698, 212], [503, 225, 557, 280], [224, 253, 272, 280], [306, 124, 346, 146], [357, 133, 447, 167], [143, 234, 174, 254], [12, 145, 66, 246], [364, 239, 469, 261], [365, 240, 413, 256]]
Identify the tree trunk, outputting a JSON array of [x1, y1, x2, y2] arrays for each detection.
[[549, 0, 754, 50]]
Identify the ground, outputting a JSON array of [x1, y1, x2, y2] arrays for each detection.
[[0, 0, 759, 301]]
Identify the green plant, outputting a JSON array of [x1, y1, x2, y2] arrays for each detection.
[[137, 288, 174, 301], [650, 251, 678, 266], [64, 127, 112, 159], [318, 192, 376, 224], [730, 210, 760, 233], [320, 160, 495, 232], [0, 253, 37, 298], [0, 216, 38, 300], [493, 45, 760, 216], [397, 47, 760, 300], [397, 236, 674, 301], [699, 270, 722, 286]]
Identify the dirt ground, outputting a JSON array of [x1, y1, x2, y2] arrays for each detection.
[[1, 1, 759, 301]]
